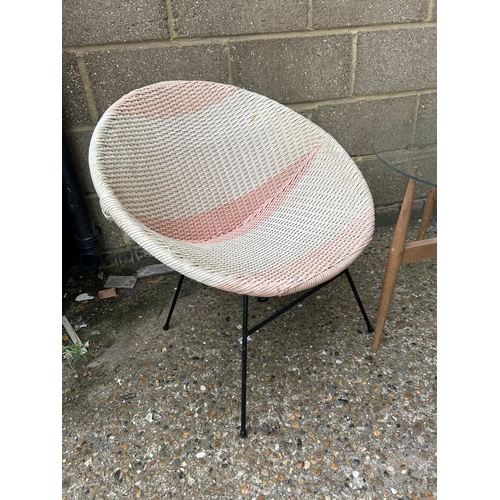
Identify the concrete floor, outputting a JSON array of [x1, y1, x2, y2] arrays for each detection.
[[62, 218, 437, 500]]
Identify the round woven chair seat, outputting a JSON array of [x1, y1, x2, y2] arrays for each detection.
[[90, 81, 374, 297]]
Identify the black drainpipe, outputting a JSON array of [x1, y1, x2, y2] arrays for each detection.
[[62, 132, 101, 271]]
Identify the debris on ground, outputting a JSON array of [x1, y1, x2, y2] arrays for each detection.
[[136, 263, 173, 278], [104, 275, 137, 289], [98, 287, 117, 300], [75, 293, 94, 302], [62, 315, 87, 354]]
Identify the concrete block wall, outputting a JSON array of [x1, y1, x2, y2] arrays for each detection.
[[62, 0, 437, 268]]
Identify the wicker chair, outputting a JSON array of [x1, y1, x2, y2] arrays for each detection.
[[89, 80, 375, 437]]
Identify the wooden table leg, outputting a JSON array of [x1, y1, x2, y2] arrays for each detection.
[[416, 185, 437, 241], [371, 178, 416, 353]]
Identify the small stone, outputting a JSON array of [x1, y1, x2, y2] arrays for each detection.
[[373, 430, 381, 436], [304, 461, 311, 470], [278, 473, 285, 481], [196, 452, 206, 458], [296, 461, 304, 469], [200, 385, 206, 391], [353, 471, 359, 478], [241, 483, 250, 494]]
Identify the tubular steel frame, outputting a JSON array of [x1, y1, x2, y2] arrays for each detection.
[[163, 268, 373, 437]]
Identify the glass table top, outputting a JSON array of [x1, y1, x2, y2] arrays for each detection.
[[373, 120, 437, 187]]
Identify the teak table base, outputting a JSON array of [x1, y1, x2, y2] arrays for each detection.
[[371, 178, 437, 353]]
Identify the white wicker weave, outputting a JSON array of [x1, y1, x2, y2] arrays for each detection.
[[89, 81, 375, 297]]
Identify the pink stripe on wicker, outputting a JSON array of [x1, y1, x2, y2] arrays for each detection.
[[216, 210, 374, 296], [109, 81, 240, 120], [137, 144, 321, 242]]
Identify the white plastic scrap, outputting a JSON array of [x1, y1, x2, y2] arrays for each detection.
[[75, 293, 94, 302]]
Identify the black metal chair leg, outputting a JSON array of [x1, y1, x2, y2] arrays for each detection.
[[344, 268, 374, 333], [162, 271, 370, 437], [163, 274, 185, 330], [240, 295, 249, 438]]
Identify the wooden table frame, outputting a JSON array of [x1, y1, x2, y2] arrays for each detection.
[[371, 177, 437, 353]]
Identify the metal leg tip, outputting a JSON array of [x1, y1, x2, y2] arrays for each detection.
[[163, 324, 170, 331], [239, 428, 248, 438], [367, 326, 374, 333]]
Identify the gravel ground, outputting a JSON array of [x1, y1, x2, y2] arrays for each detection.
[[62, 219, 437, 500]]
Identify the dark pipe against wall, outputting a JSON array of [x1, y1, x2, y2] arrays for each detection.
[[62, 132, 101, 271]]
